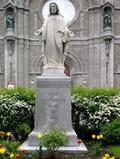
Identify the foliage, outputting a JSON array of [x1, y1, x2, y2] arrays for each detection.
[[15, 123, 31, 140], [92, 142, 101, 156], [0, 131, 32, 159], [107, 145, 120, 158], [0, 87, 35, 107], [40, 129, 69, 152], [72, 86, 120, 98], [72, 88, 120, 139], [0, 94, 34, 139], [101, 117, 120, 145]]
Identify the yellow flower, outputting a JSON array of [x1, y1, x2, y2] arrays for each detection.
[[92, 134, 96, 139], [100, 134, 103, 139], [105, 153, 110, 158], [37, 133, 43, 139], [6, 132, 11, 137], [0, 148, 6, 154], [110, 157, 115, 159], [10, 153, 15, 158], [102, 157, 107, 159], [97, 135, 100, 140]]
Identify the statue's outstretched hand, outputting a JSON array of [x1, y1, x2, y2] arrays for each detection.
[[34, 29, 42, 36], [68, 31, 74, 36]]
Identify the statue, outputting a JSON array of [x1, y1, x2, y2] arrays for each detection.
[[104, 9, 111, 28], [35, 2, 74, 69], [6, 11, 14, 29]]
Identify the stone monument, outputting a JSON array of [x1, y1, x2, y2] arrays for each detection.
[[28, 2, 77, 147]]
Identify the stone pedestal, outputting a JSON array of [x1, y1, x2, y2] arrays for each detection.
[[6, 29, 14, 37], [28, 69, 77, 146]]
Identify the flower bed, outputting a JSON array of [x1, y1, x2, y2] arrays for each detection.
[[0, 131, 32, 159]]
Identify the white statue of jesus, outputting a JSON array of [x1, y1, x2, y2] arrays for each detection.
[[35, 2, 74, 69]]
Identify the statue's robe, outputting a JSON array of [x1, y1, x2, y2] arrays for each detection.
[[41, 15, 68, 68]]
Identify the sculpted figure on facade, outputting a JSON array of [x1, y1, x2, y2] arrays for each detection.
[[6, 10, 14, 29], [35, 2, 74, 68], [104, 8, 112, 28]]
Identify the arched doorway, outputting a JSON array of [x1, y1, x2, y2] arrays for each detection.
[[64, 63, 70, 77]]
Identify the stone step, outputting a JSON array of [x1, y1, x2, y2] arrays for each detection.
[[20, 140, 88, 153]]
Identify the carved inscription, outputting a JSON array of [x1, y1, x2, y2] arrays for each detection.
[[46, 92, 58, 128], [40, 92, 66, 130]]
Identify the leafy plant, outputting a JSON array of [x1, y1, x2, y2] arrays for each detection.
[[107, 145, 120, 158], [92, 142, 102, 156], [15, 123, 31, 140], [41, 129, 69, 151], [101, 117, 120, 145]]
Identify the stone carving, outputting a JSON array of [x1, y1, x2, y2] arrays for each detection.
[[35, 2, 74, 69], [117, 64, 120, 73], [6, 10, 14, 29], [105, 39, 111, 56], [7, 40, 14, 56], [104, 8, 112, 28]]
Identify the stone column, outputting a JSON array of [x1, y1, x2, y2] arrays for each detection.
[[23, 10, 29, 87], [100, 39, 106, 87], [101, 29, 114, 87], [4, 39, 9, 87], [16, 8, 24, 86], [108, 38, 114, 87], [88, 8, 102, 87], [88, 9, 95, 87]]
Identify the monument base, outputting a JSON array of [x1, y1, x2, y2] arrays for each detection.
[[28, 73, 78, 146], [20, 140, 88, 153], [27, 69, 87, 151], [28, 130, 77, 146]]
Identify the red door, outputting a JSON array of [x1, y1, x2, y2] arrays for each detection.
[[64, 63, 70, 76]]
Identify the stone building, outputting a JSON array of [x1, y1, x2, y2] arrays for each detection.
[[0, 0, 120, 88]]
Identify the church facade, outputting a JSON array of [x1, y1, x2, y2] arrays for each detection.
[[0, 0, 120, 88]]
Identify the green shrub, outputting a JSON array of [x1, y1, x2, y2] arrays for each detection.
[[0, 87, 35, 139], [0, 87, 35, 107], [0, 94, 34, 139], [72, 86, 120, 98], [107, 146, 120, 158], [101, 117, 120, 145], [72, 88, 120, 139], [15, 123, 31, 140]]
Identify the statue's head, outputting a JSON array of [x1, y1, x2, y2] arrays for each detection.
[[49, 2, 59, 15], [8, 10, 12, 15]]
